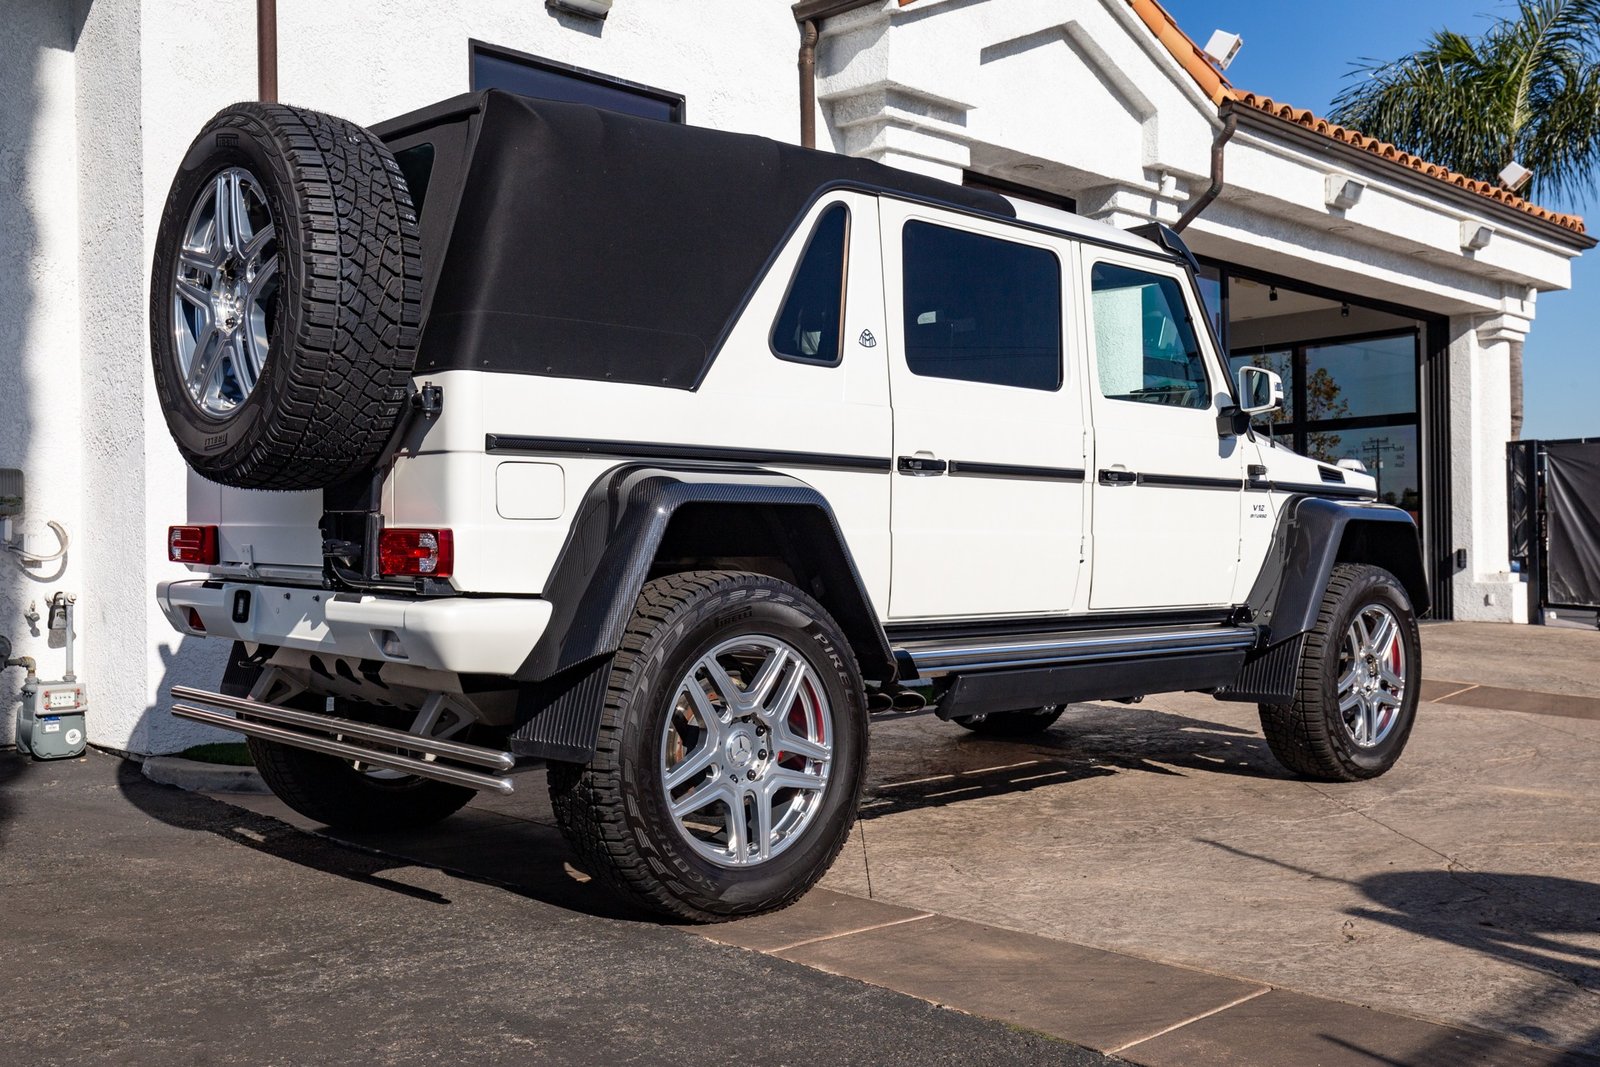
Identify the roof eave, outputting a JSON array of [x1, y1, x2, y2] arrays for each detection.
[[1226, 103, 1597, 252]]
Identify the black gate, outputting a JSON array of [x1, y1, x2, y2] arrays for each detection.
[[1508, 437, 1600, 624]]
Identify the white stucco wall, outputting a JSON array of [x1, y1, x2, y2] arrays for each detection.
[[0, 0, 87, 747]]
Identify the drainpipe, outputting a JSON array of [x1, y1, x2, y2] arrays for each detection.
[[257, 0, 278, 103], [798, 18, 819, 149], [1173, 108, 1237, 232]]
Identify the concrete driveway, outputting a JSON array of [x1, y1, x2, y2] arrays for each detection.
[[21, 620, 1598, 1065]]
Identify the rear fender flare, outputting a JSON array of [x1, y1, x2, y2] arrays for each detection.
[[516, 464, 894, 684]]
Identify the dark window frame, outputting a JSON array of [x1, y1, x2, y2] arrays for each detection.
[[1088, 260, 1213, 410], [468, 39, 686, 122], [899, 220, 1065, 393], [770, 202, 852, 368]]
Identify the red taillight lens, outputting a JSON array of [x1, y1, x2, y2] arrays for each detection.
[[185, 607, 206, 633], [377, 528, 453, 579], [169, 525, 219, 565]]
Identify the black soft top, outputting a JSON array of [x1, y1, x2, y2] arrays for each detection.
[[373, 91, 1014, 390]]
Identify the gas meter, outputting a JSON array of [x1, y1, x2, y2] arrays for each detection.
[[7, 591, 88, 760]]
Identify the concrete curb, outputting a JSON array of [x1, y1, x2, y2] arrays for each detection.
[[142, 755, 270, 795]]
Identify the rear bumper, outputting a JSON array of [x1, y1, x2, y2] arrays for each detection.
[[156, 580, 549, 676]]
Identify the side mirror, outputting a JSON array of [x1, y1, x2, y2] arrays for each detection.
[[1237, 366, 1284, 416]]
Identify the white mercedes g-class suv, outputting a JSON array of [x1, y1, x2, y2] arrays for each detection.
[[152, 92, 1425, 921]]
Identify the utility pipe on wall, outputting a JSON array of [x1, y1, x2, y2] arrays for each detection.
[[1173, 108, 1237, 232], [257, 0, 278, 103], [798, 18, 819, 149]]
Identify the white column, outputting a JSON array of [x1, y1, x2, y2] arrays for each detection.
[[814, 3, 974, 183], [1447, 311, 1529, 622]]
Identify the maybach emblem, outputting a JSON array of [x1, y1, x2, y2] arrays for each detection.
[[858, 328, 877, 348]]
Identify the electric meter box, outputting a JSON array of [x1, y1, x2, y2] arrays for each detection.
[[17, 679, 88, 759]]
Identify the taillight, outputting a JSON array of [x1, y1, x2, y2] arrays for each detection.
[[169, 525, 219, 565], [378, 528, 453, 579]]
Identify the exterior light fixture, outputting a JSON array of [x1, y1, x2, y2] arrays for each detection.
[[1202, 30, 1243, 70], [1461, 221, 1495, 251], [1268, 286, 1278, 302], [1340, 303, 1350, 318], [1325, 174, 1365, 210], [1498, 160, 1532, 193], [547, 0, 611, 20]]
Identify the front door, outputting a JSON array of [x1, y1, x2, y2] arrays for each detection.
[[881, 202, 1088, 620], [1081, 251, 1244, 610]]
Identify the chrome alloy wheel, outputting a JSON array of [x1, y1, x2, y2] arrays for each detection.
[[171, 166, 279, 417], [660, 635, 834, 868], [1336, 604, 1406, 748]]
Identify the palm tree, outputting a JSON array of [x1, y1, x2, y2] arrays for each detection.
[[1331, 0, 1600, 439]]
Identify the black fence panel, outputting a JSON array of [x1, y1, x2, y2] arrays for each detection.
[[1544, 441, 1600, 610]]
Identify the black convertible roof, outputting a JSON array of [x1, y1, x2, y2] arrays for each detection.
[[373, 91, 1015, 390]]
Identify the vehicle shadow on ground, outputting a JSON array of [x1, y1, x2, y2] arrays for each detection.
[[857, 703, 1286, 823], [1205, 840, 1600, 1062], [111, 759, 652, 924]]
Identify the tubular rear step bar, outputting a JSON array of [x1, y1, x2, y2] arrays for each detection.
[[168, 686, 517, 795]]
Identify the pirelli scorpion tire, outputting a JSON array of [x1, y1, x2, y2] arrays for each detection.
[[150, 102, 422, 490], [1258, 563, 1421, 783], [548, 571, 868, 922]]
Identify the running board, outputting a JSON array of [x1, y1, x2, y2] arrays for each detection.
[[897, 624, 1258, 678], [168, 686, 517, 795]]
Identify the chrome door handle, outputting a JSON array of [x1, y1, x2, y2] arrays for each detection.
[[897, 455, 947, 476]]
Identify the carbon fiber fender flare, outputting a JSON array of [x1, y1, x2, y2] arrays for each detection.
[[514, 463, 895, 686], [1246, 496, 1430, 647]]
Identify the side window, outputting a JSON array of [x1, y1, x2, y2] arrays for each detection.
[[772, 204, 850, 365], [1090, 263, 1210, 409], [901, 221, 1062, 391]]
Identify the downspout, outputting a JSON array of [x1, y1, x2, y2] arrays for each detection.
[[257, 0, 278, 103], [1173, 108, 1237, 232], [798, 18, 819, 149]]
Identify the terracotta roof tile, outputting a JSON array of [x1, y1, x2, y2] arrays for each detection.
[[1125, 0, 1587, 234]]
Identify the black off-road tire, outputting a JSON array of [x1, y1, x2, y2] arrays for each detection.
[[548, 571, 868, 923], [1259, 563, 1421, 782], [247, 737, 475, 831], [953, 706, 1065, 737], [150, 102, 422, 490]]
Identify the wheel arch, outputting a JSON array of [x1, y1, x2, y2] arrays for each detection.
[[1249, 496, 1430, 646]]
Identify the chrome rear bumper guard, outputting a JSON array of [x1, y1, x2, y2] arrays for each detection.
[[168, 686, 517, 795]]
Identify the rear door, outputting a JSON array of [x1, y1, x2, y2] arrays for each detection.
[[1080, 250, 1244, 609], [880, 202, 1088, 620]]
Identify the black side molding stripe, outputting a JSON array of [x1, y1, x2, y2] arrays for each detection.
[[486, 435, 892, 472], [948, 461, 1085, 481], [1136, 472, 1243, 491]]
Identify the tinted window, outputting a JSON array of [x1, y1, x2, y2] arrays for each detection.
[[772, 205, 849, 365], [901, 222, 1062, 391], [393, 143, 434, 216], [1090, 263, 1210, 409], [470, 44, 684, 123]]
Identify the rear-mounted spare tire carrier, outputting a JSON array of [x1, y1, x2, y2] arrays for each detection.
[[149, 102, 424, 491]]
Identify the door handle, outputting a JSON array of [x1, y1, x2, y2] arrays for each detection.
[[1098, 468, 1137, 485], [897, 454, 947, 476]]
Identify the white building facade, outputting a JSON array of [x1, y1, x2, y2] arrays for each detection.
[[1, 0, 1588, 755]]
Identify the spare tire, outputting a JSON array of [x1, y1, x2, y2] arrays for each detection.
[[150, 102, 422, 490]]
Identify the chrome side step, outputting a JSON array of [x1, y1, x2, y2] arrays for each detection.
[[898, 624, 1258, 677], [168, 686, 517, 795]]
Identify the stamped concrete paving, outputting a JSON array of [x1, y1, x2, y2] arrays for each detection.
[[135, 620, 1600, 1063], [814, 622, 1600, 1057]]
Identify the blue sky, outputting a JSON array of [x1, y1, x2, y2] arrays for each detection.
[[1161, 0, 1597, 441]]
